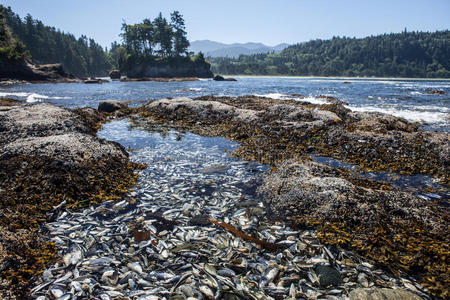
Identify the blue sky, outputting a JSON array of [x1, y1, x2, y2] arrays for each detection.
[[1, 0, 449, 48]]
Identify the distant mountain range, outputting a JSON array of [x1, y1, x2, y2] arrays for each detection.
[[189, 40, 290, 58]]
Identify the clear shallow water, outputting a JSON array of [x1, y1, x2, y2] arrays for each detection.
[[98, 119, 270, 199], [311, 155, 449, 205], [99, 120, 449, 206], [1, 76, 449, 131]]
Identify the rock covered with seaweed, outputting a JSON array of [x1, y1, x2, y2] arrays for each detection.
[[137, 95, 449, 183], [258, 159, 448, 296], [0, 103, 142, 298], [135, 95, 449, 297]]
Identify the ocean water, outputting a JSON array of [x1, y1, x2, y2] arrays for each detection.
[[1, 76, 449, 131]]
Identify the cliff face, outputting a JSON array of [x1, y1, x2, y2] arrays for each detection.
[[0, 57, 78, 82], [125, 57, 214, 78]]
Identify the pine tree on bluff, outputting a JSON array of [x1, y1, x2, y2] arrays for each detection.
[[153, 12, 172, 57], [171, 11, 189, 56], [119, 11, 190, 58]]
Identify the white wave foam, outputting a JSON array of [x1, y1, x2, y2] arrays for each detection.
[[254, 93, 329, 105], [347, 105, 448, 124], [26, 93, 49, 103], [0, 91, 64, 102], [177, 87, 204, 92], [410, 91, 423, 95], [0, 91, 29, 97]]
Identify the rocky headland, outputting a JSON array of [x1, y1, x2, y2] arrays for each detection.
[[0, 57, 81, 84], [124, 56, 213, 79], [0, 102, 143, 298]]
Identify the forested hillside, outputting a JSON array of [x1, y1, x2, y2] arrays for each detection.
[[2, 6, 111, 76], [211, 30, 450, 78], [0, 5, 28, 62]]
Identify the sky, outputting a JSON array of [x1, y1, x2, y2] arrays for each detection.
[[1, 0, 449, 48]]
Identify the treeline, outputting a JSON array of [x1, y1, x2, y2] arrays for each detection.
[[120, 11, 189, 58], [211, 30, 450, 78], [0, 5, 28, 61], [2, 5, 112, 76], [114, 11, 212, 77]]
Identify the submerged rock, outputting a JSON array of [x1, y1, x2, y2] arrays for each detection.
[[314, 265, 343, 287], [349, 288, 423, 300], [426, 89, 446, 95], [98, 100, 127, 113]]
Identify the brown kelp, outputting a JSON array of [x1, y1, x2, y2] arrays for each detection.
[[0, 104, 144, 298]]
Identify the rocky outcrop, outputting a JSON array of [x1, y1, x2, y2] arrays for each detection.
[[258, 159, 445, 232], [349, 288, 423, 300], [109, 69, 121, 79], [125, 57, 213, 79], [98, 100, 128, 113], [0, 57, 79, 83], [137, 96, 449, 182], [0, 104, 140, 296], [84, 78, 108, 84], [120, 77, 199, 82], [213, 75, 237, 81]]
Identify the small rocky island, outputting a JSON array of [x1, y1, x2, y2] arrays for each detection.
[[116, 13, 213, 80]]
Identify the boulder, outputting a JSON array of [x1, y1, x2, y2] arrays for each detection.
[[258, 159, 444, 232], [426, 89, 446, 95], [349, 288, 423, 300], [98, 100, 127, 113], [109, 69, 121, 79], [213, 75, 237, 81], [84, 78, 108, 84], [314, 265, 342, 287]]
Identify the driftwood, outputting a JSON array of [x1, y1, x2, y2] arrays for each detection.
[[208, 217, 282, 252]]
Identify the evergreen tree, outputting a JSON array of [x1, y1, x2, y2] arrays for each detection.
[[0, 5, 28, 61], [153, 13, 173, 57], [210, 31, 450, 78], [171, 11, 189, 56], [2, 6, 112, 76]]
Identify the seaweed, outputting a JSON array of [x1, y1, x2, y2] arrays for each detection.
[[0, 106, 146, 298], [134, 95, 449, 297]]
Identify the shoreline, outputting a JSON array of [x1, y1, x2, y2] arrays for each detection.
[[218, 74, 450, 81], [0, 97, 448, 298]]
